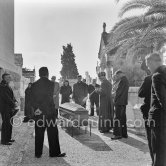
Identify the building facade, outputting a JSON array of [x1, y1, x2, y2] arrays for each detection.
[[22, 68, 36, 83], [0, 0, 24, 101], [97, 23, 116, 82]]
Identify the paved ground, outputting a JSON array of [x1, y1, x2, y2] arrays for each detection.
[[18, 121, 151, 166], [0, 104, 151, 166], [0, 114, 34, 166]]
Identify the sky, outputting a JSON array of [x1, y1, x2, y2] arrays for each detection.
[[15, 0, 127, 80]]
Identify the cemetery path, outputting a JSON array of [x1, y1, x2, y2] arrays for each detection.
[[19, 124, 151, 166]]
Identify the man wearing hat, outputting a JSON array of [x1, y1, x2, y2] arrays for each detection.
[[72, 75, 88, 108], [96, 72, 114, 133]]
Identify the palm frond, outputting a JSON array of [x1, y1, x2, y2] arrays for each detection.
[[110, 16, 141, 33], [119, 0, 153, 17], [145, 5, 166, 16]]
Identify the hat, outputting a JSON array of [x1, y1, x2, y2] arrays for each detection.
[[115, 70, 123, 75], [98, 72, 106, 77]]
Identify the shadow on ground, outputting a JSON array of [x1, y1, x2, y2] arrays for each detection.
[[62, 127, 112, 152], [103, 131, 149, 154], [19, 135, 71, 166]]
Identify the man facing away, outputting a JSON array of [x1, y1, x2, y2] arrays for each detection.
[[51, 76, 60, 111], [96, 72, 114, 133], [30, 67, 65, 158], [145, 53, 166, 166], [72, 75, 88, 108], [88, 79, 100, 116], [112, 70, 129, 140], [0, 73, 17, 145], [138, 74, 153, 165]]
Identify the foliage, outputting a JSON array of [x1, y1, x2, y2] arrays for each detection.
[[109, 0, 166, 73], [60, 43, 79, 79], [114, 59, 145, 86]]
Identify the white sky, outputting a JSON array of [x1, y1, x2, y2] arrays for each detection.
[[15, 0, 129, 80]]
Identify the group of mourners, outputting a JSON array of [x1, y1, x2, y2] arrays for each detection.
[[0, 52, 165, 165]]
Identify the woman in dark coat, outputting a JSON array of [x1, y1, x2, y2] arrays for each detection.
[[60, 80, 72, 104], [23, 83, 33, 122]]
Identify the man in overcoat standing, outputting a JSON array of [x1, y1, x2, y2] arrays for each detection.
[[146, 53, 166, 166], [31, 67, 65, 158], [0, 73, 17, 145], [112, 70, 129, 140]]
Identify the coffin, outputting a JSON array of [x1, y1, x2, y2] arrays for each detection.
[[59, 102, 89, 127]]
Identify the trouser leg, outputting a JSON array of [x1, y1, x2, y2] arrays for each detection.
[[145, 121, 154, 164], [1, 112, 12, 143], [113, 105, 123, 136], [8, 114, 13, 140], [121, 106, 127, 137], [90, 99, 95, 116], [95, 100, 99, 116], [35, 116, 46, 156], [47, 118, 61, 156], [151, 126, 164, 166]]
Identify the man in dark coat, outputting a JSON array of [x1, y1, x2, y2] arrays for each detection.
[[146, 53, 166, 166], [112, 70, 129, 140], [88, 79, 100, 116], [23, 83, 33, 122], [30, 67, 65, 158], [96, 72, 114, 133], [0, 73, 17, 145], [138, 75, 153, 164], [60, 80, 72, 104], [72, 75, 88, 108]]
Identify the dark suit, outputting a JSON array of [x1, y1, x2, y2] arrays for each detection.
[[149, 66, 166, 166], [24, 87, 34, 119], [138, 75, 153, 163], [31, 77, 61, 157], [72, 81, 88, 108], [0, 80, 16, 143], [113, 76, 129, 137]]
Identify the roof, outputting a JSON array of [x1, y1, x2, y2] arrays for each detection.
[[98, 23, 112, 59]]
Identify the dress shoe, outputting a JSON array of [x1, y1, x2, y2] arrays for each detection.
[[35, 154, 42, 158], [50, 153, 66, 157], [22, 116, 30, 123], [9, 139, 15, 142], [1, 142, 12, 145], [122, 135, 128, 138], [99, 130, 109, 133], [111, 136, 122, 140]]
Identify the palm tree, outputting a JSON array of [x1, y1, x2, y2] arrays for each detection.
[[106, 0, 166, 73]]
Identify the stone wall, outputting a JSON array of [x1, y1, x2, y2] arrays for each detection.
[[126, 87, 144, 128], [0, 0, 16, 72]]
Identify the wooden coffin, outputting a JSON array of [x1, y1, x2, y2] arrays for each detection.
[[59, 103, 88, 126]]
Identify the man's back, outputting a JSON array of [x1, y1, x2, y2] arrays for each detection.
[[138, 75, 152, 119], [149, 65, 166, 123], [31, 77, 56, 117]]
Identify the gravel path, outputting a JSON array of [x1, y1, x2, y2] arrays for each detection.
[[19, 125, 151, 166]]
